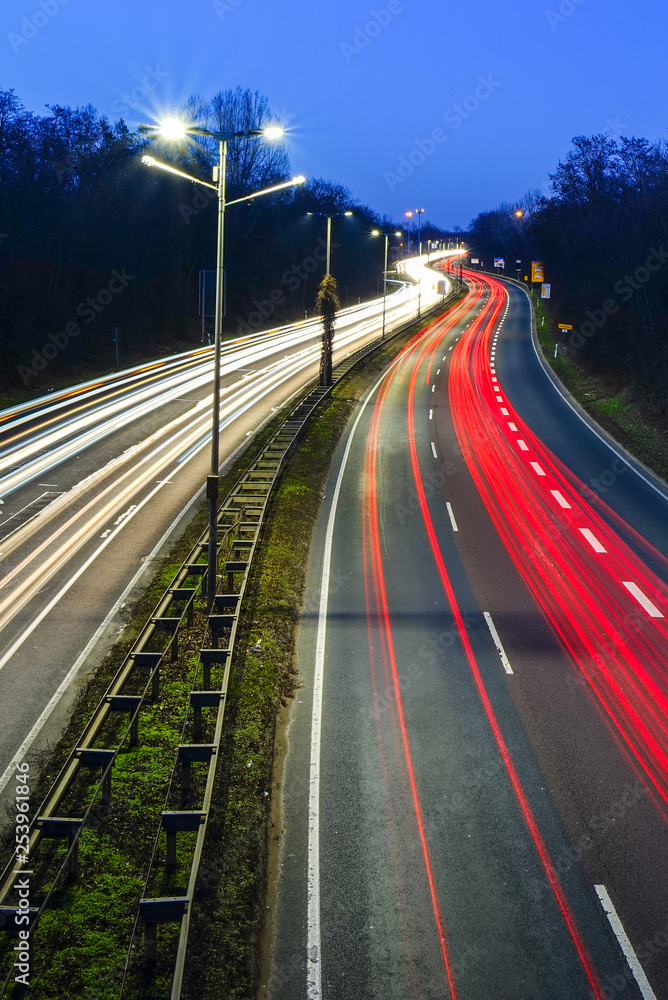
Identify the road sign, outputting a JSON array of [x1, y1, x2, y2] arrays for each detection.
[[541, 283, 551, 299], [531, 261, 545, 283], [559, 323, 573, 330], [494, 257, 505, 268], [471, 258, 479, 264]]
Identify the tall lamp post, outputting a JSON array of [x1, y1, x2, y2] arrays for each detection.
[[143, 118, 304, 609], [306, 210, 353, 276], [405, 210, 413, 253], [372, 229, 402, 339], [414, 207, 425, 255]]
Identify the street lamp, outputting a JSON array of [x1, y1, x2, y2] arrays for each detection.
[[143, 118, 304, 609], [372, 229, 402, 339], [405, 211, 413, 253], [306, 210, 353, 276], [414, 208, 425, 255]]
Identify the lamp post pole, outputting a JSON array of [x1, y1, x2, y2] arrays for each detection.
[[206, 136, 227, 611], [326, 215, 332, 276], [415, 208, 424, 255], [142, 119, 302, 610]]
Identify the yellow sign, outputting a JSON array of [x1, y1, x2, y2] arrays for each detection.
[[531, 261, 545, 283], [559, 324, 573, 330]]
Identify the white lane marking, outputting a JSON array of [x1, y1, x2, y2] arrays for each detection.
[[500, 408, 509, 416], [530, 462, 546, 476], [580, 528, 607, 553], [431, 385, 435, 393], [622, 582, 664, 619], [307, 366, 392, 1000], [446, 502, 459, 532], [484, 612, 514, 675], [508, 422, 517, 431], [595, 885, 658, 1000], [429, 409, 433, 420], [551, 490, 571, 509], [517, 440, 529, 452], [496, 395, 503, 402], [431, 442, 438, 459], [436, 368, 441, 375]]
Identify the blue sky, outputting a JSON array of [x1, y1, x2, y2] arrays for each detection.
[[3, 0, 667, 228]]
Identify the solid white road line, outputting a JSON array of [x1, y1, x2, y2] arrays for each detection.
[[551, 490, 571, 509], [483, 612, 514, 675], [595, 885, 658, 1000], [307, 366, 393, 1000], [622, 581, 664, 619], [446, 502, 459, 532], [579, 528, 607, 553]]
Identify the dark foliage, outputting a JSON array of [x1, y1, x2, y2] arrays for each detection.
[[0, 87, 398, 390], [468, 134, 668, 403]]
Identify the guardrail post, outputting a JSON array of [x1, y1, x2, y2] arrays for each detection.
[[161, 813, 206, 871], [76, 748, 115, 806], [107, 695, 142, 747]]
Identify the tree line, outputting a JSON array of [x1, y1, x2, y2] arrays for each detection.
[[468, 134, 668, 406], [0, 86, 451, 391]]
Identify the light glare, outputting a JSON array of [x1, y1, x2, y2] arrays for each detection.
[[159, 118, 188, 140]]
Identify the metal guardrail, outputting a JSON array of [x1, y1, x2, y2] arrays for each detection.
[[0, 291, 458, 998]]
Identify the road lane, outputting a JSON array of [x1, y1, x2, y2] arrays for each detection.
[[0, 252, 458, 807], [268, 274, 667, 998]]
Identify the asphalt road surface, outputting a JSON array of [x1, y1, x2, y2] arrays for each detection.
[[0, 251, 456, 809], [267, 271, 668, 1000]]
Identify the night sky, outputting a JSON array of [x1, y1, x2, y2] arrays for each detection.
[[3, 0, 667, 228]]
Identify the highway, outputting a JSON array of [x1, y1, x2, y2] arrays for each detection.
[[0, 251, 457, 804], [267, 269, 668, 999]]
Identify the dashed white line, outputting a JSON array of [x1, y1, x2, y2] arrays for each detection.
[[622, 582, 664, 619], [595, 885, 658, 1000], [508, 422, 517, 432], [579, 528, 607, 553], [431, 385, 435, 393], [431, 442, 438, 459], [530, 462, 546, 476], [496, 395, 503, 402], [446, 502, 459, 532], [517, 440, 529, 451], [429, 409, 433, 420], [550, 490, 571, 509], [483, 612, 514, 675], [500, 408, 509, 416], [436, 368, 441, 375]]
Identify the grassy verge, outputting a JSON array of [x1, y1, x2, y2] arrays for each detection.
[[0, 304, 456, 999], [532, 293, 668, 483]]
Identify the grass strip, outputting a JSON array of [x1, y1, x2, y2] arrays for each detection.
[[533, 293, 668, 483]]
